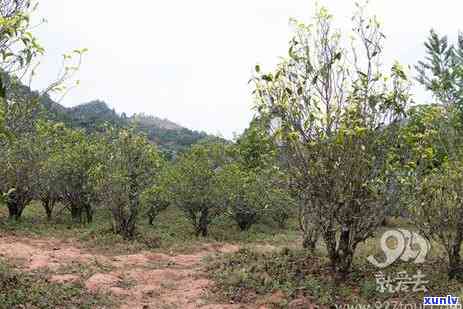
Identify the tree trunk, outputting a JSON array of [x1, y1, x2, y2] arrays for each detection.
[[381, 217, 389, 226], [147, 205, 160, 226], [235, 212, 257, 231], [6, 192, 25, 221], [114, 180, 140, 240], [114, 217, 136, 240], [275, 213, 289, 229], [112, 199, 138, 240], [299, 199, 319, 250], [237, 221, 253, 231], [84, 204, 93, 224], [197, 209, 209, 237], [148, 213, 154, 226], [448, 238, 463, 280], [302, 233, 317, 251], [70, 206, 83, 224], [124, 215, 137, 239], [325, 227, 355, 278], [336, 249, 354, 277], [41, 197, 54, 221], [7, 201, 21, 220]]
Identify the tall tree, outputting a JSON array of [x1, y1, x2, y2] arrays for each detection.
[[226, 120, 294, 230], [94, 129, 163, 239], [253, 5, 410, 275], [48, 127, 99, 223], [415, 30, 463, 109], [0, 0, 85, 220], [400, 105, 463, 280], [0, 85, 42, 220], [401, 30, 463, 280], [0, 130, 40, 220]]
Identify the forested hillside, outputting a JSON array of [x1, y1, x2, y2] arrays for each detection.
[[38, 91, 211, 157]]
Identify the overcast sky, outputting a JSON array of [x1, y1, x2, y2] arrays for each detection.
[[31, 1, 462, 138]]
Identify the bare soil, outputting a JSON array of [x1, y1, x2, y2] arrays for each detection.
[[0, 234, 244, 308]]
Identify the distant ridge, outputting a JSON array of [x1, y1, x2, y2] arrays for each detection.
[[43, 98, 212, 157], [4, 79, 210, 157], [1, 70, 217, 159], [131, 113, 183, 131]]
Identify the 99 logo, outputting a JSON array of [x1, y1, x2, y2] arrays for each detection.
[[367, 229, 430, 268]]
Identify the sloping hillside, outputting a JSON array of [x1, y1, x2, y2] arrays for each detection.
[[48, 99, 210, 157], [6, 77, 212, 157]]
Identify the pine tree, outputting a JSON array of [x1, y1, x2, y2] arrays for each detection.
[[415, 30, 463, 109]]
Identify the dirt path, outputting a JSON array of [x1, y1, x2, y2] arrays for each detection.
[[0, 235, 243, 309]]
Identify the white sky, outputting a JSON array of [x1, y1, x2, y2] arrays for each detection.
[[31, 1, 462, 138]]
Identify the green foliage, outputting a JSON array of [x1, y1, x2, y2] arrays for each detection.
[[0, 132, 39, 219], [46, 126, 100, 223], [234, 118, 277, 171], [252, 4, 410, 275], [40, 99, 211, 156], [141, 165, 172, 226], [0, 0, 45, 79], [0, 92, 42, 220], [0, 100, 5, 140], [399, 105, 463, 279], [215, 164, 264, 231], [167, 142, 230, 236], [416, 30, 463, 109], [34, 121, 68, 219], [93, 129, 163, 239], [0, 200, 299, 254], [3, 4, 463, 305], [400, 104, 451, 170], [399, 29, 463, 279], [2, 76, 213, 157], [215, 163, 294, 231], [222, 119, 295, 231], [0, 0, 45, 139], [67, 100, 122, 131], [131, 113, 210, 155]]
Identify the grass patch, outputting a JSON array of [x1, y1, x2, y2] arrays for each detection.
[[0, 259, 113, 309], [52, 258, 114, 282], [0, 202, 299, 255], [206, 246, 463, 307]]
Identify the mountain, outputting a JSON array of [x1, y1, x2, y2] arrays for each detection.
[[65, 100, 122, 130], [131, 113, 183, 131], [2, 74, 215, 157], [33, 95, 210, 158], [51, 100, 211, 157]]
